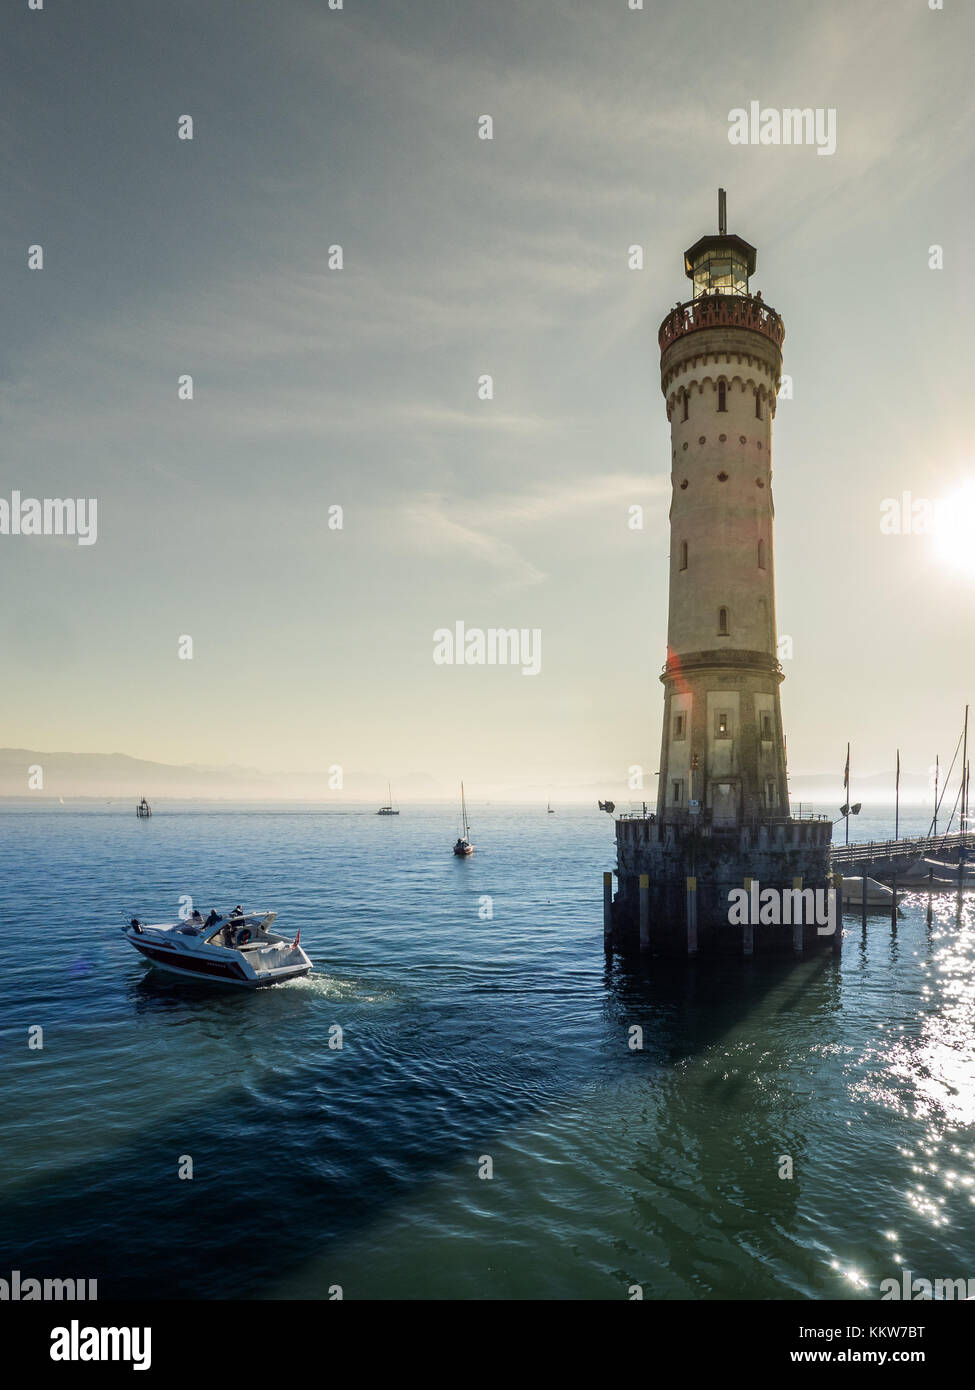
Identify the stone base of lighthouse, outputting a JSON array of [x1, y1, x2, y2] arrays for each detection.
[[609, 817, 836, 956]]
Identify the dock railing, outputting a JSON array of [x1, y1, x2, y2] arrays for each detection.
[[831, 831, 975, 869]]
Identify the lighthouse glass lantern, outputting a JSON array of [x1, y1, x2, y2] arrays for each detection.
[[684, 234, 756, 298]]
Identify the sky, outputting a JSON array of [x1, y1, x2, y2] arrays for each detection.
[[2, 0, 974, 800]]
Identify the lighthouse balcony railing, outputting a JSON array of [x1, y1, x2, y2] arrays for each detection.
[[658, 294, 784, 352], [661, 657, 785, 679]]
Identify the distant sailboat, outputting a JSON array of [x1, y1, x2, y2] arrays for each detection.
[[547, 799, 555, 814], [453, 782, 474, 856], [377, 782, 399, 816]]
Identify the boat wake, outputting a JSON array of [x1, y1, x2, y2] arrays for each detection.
[[281, 971, 392, 1004]]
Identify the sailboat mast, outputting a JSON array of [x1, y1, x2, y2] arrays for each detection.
[[962, 705, 969, 834], [934, 754, 939, 837]]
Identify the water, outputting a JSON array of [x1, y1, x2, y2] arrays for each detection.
[[1, 802, 974, 1300]]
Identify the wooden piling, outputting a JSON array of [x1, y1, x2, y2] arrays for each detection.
[[832, 872, 843, 951], [861, 874, 868, 930], [792, 876, 803, 955], [603, 871, 613, 949], [686, 875, 697, 955], [743, 877, 754, 956], [890, 874, 898, 929], [639, 874, 650, 953]]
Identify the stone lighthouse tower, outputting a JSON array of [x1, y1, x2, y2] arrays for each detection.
[[657, 189, 788, 828], [610, 191, 834, 957]]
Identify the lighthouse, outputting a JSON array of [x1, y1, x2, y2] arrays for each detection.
[[609, 192, 835, 957], [657, 189, 788, 828]]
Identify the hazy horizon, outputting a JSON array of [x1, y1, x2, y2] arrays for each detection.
[[0, 741, 961, 810]]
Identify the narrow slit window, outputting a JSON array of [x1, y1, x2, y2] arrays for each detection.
[[718, 606, 729, 634], [717, 381, 727, 412], [674, 713, 686, 740], [761, 713, 772, 740], [679, 540, 688, 571], [672, 780, 682, 805], [716, 712, 730, 738], [755, 390, 762, 420], [682, 390, 689, 422]]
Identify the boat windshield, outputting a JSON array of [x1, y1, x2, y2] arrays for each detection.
[[203, 913, 275, 944]]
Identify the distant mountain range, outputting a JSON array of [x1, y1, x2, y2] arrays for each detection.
[[0, 748, 439, 802], [0, 747, 939, 806]]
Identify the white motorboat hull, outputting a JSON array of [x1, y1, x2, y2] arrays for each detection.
[[122, 913, 313, 989]]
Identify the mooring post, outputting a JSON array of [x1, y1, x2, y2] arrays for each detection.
[[927, 867, 933, 926], [603, 871, 613, 949], [832, 872, 843, 951], [861, 874, 868, 930], [743, 877, 754, 956], [639, 874, 650, 953], [890, 874, 897, 930], [686, 875, 697, 955], [792, 875, 803, 955]]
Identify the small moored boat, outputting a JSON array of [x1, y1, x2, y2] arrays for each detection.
[[121, 909, 312, 988]]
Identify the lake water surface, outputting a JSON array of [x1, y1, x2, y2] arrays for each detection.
[[1, 802, 973, 1299]]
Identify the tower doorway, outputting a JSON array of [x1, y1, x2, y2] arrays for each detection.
[[712, 782, 738, 827]]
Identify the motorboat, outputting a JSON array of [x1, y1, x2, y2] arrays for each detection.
[[121, 909, 312, 988]]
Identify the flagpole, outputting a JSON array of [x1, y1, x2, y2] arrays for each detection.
[[845, 742, 850, 847], [895, 748, 900, 841]]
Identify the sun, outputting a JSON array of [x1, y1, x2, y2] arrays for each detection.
[[933, 481, 975, 579]]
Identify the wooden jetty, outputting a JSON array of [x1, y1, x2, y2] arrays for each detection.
[[831, 831, 974, 887]]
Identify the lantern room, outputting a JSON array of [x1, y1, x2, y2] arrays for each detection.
[[683, 189, 756, 297]]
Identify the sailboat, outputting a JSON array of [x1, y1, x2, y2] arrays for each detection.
[[453, 782, 474, 856], [547, 799, 555, 814], [377, 782, 399, 816]]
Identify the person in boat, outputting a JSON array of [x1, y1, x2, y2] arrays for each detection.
[[191, 909, 203, 924], [204, 909, 222, 928], [222, 906, 250, 947]]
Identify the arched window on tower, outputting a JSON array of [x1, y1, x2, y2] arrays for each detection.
[[755, 390, 762, 420], [682, 390, 689, 422], [679, 540, 688, 571], [717, 381, 727, 412], [718, 606, 729, 635], [757, 539, 766, 570]]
